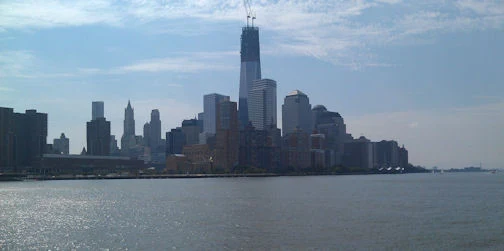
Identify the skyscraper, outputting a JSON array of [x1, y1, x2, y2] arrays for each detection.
[[166, 128, 186, 155], [149, 109, 161, 149], [239, 25, 262, 127], [86, 117, 111, 156], [203, 93, 230, 134], [87, 102, 110, 156], [92, 101, 104, 120], [121, 100, 136, 153], [312, 105, 352, 166], [215, 100, 239, 171], [248, 78, 277, 130], [282, 90, 312, 136]]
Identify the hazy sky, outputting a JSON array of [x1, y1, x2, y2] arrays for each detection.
[[1, 0, 503, 169]]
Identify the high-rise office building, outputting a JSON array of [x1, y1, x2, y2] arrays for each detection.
[[281, 90, 312, 136], [166, 128, 186, 155], [203, 93, 230, 134], [143, 122, 151, 147], [121, 100, 136, 153], [86, 117, 111, 156], [215, 100, 239, 171], [53, 133, 69, 155], [181, 119, 200, 145], [248, 78, 277, 130], [239, 25, 262, 127], [312, 105, 352, 166], [149, 109, 161, 149], [92, 101, 104, 120]]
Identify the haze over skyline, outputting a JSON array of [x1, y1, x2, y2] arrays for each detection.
[[1, 0, 503, 169]]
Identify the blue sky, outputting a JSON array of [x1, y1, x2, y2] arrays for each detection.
[[1, 0, 503, 169]]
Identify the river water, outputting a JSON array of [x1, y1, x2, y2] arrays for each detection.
[[1, 173, 503, 250]]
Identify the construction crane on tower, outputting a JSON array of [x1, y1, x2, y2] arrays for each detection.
[[243, 0, 256, 27]]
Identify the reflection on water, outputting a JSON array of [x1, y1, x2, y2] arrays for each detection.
[[1, 173, 503, 250]]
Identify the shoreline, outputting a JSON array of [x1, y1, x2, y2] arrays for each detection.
[[15, 171, 420, 181]]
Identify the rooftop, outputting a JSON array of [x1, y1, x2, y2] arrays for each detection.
[[286, 90, 307, 97]]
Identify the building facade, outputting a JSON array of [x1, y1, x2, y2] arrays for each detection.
[[181, 119, 201, 145], [248, 78, 277, 130], [239, 26, 262, 127], [203, 93, 230, 134], [215, 100, 239, 171], [166, 128, 186, 155], [281, 129, 311, 172], [149, 109, 162, 150], [86, 117, 111, 156], [91, 101, 104, 120], [282, 90, 312, 136], [121, 100, 136, 154], [0, 107, 15, 169], [53, 133, 69, 155], [343, 137, 373, 170]]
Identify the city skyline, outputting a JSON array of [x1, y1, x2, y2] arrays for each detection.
[[1, 0, 503, 169]]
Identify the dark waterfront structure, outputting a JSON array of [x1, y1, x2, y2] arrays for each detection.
[[282, 129, 311, 172], [239, 124, 281, 172], [35, 154, 145, 175], [0, 107, 15, 169], [15, 109, 48, 168], [239, 26, 262, 128], [1, 108, 48, 170], [399, 145, 409, 169], [215, 100, 239, 171], [87, 117, 111, 156], [374, 140, 400, 168], [343, 137, 373, 170], [166, 128, 186, 155]]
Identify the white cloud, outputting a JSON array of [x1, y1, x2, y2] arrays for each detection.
[[346, 102, 504, 169], [1, 1, 503, 68], [112, 51, 238, 73]]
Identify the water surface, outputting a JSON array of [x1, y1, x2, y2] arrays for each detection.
[[1, 173, 503, 250]]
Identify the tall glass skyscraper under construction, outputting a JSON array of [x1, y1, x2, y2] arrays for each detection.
[[239, 26, 262, 128]]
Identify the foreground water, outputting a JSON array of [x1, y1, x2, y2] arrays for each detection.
[[1, 173, 503, 250]]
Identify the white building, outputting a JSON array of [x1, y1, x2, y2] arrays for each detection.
[[203, 93, 230, 134], [248, 78, 277, 130], [282, 90, 312, 136]]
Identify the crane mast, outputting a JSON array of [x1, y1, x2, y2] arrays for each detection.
[[243, 0, 256, 27]]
